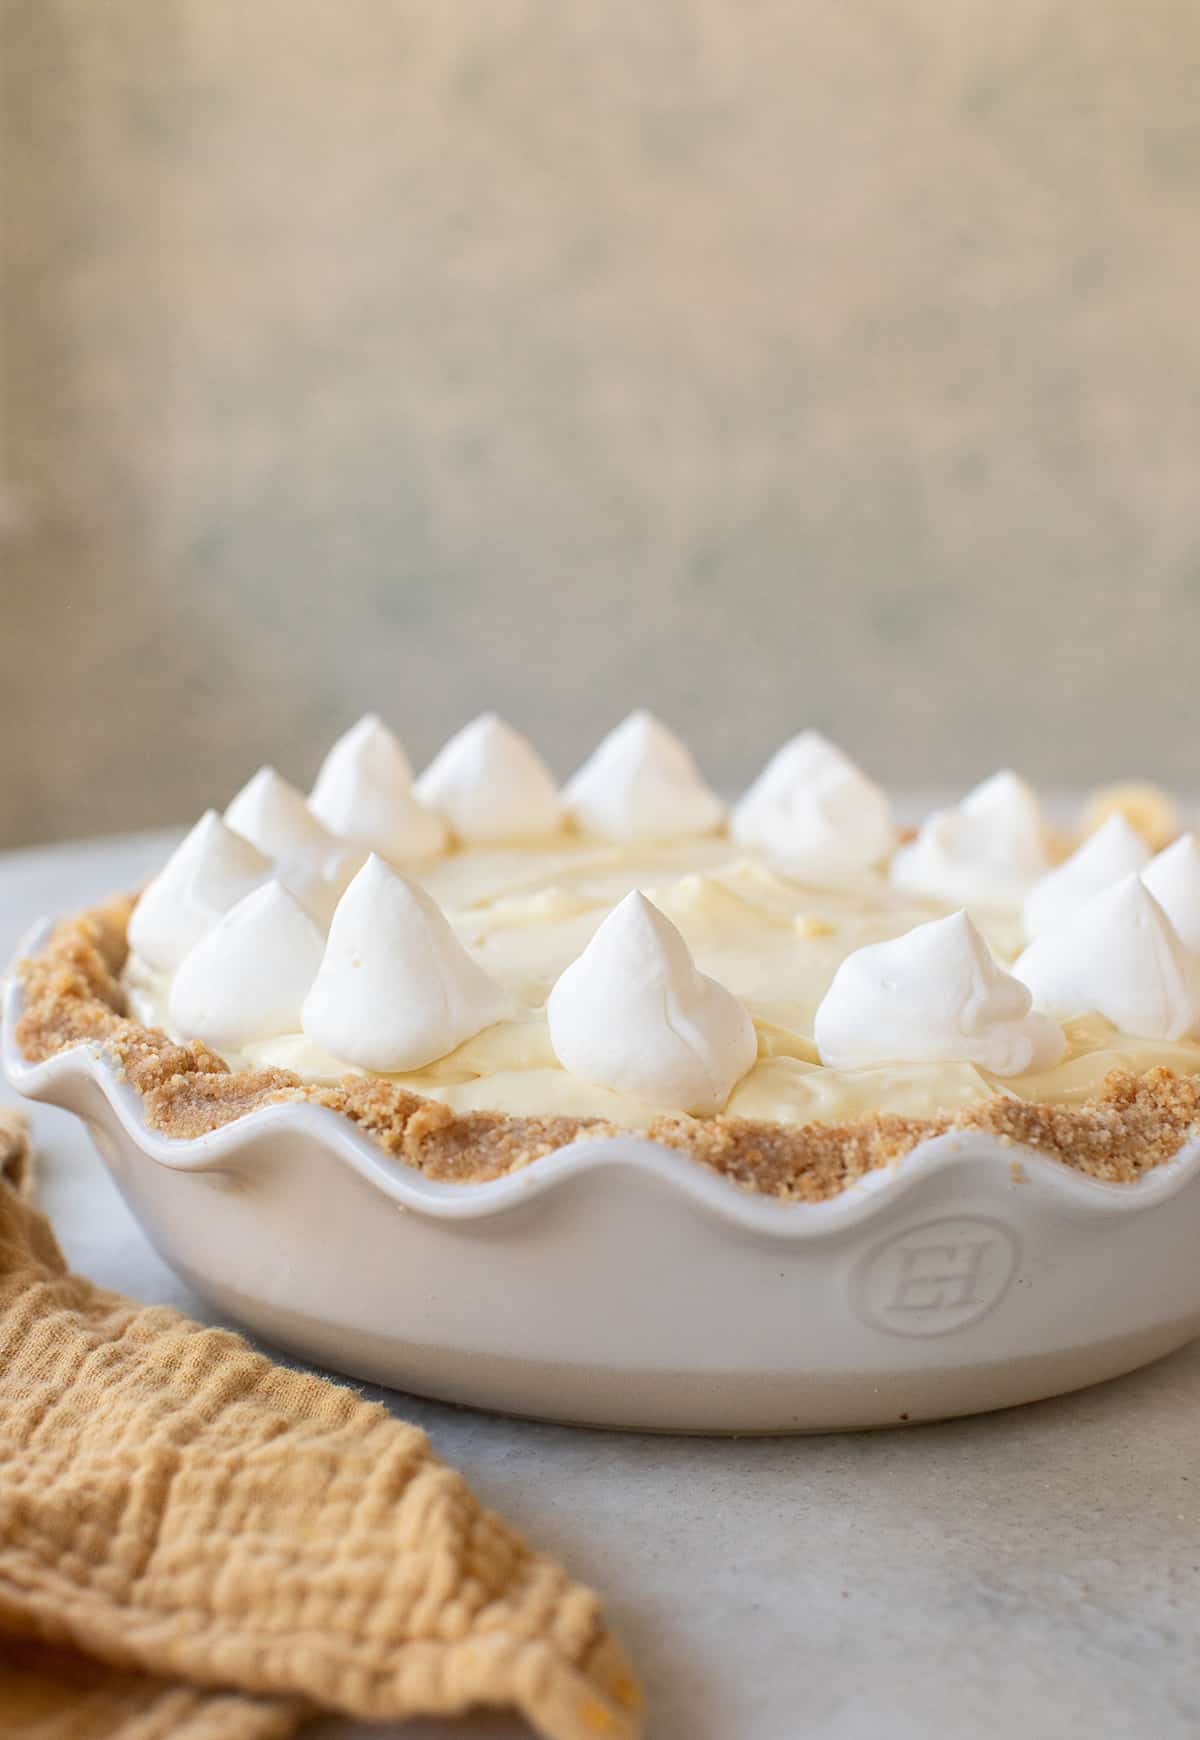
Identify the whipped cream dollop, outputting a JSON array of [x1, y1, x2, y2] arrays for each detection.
[[546, 890, 757, 1113], [169, 881, 325, 1053], [301, 855, 516, 1070], [890, 770, 1051, 911], [1022, 813, 1150, 940], [1013, 875, 1200, 1041], [309, 714, 446, 863], [127, 810, 273, 974], [226, 766, 362, 922], [730, 731, 893, 879], [814, 910, 1065, 1075], [1142, 833, 1200, 953], [564, 712, 724, 842], [415, 714, 563, 844]]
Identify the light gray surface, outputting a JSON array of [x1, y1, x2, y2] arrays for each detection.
[[3, 832, 1200, 1739], [5, 1, 1200, 846]]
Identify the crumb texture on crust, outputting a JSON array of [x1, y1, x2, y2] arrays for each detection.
[[13, 899, 1200, 1201]]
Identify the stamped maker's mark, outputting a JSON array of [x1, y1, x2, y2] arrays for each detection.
[[853, 1216, 1020, 1337]]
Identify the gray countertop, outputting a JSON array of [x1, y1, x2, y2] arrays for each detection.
[[3, 833, 1198, 1739]]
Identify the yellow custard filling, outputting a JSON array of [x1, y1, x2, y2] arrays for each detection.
[[125, 838, 1200, 1126]]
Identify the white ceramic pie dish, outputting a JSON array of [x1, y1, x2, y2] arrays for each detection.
[[6, 922, 1200, 1433]]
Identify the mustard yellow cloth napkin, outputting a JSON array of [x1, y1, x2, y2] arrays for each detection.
[[0, 1110, 641, 1740]]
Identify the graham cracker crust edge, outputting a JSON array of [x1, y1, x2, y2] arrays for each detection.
[[12, 895, 1200, 1203]]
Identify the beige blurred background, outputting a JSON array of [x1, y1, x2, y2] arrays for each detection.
[[3, 0, 1199, 848]]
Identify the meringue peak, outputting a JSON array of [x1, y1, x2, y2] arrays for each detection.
[[127, 809, 273, 974], [546, 890, 757, 1113], [169, 880, 325, 1054], [312, 714, 413, 799], [1023, 813, 1150, 939], [226, 765, 363, 923], [814, 909, 1066, 1076], [1014, 874, 1200, 1041], [309, 715, 446, 863], [227, 765, 336, 857], [415, 714, 563, 844], [962, 769, 1041, 823], [731, 731, 893, 879], [1142, 832, 1200, 953], [565, 711, 724, 842], [890, 769, 1051, 911], [301, 855, 516, 1071]]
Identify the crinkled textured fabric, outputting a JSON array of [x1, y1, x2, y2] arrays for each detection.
[[0, 1109, 640, 1740]]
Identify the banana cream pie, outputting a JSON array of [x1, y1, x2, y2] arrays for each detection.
[[15, 714, 1200, 1200]]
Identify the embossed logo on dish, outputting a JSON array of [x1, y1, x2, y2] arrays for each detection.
[[853, 1216, 1020, 1337]]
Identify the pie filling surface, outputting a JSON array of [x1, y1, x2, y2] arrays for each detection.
[[121, 835, 1200, 1127]]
